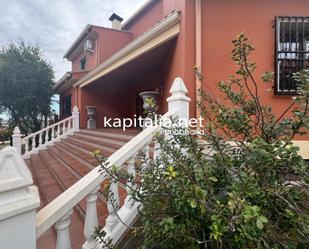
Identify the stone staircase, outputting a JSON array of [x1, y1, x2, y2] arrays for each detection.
[[25, 128, 141, 249]]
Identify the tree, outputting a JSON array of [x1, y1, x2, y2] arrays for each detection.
[[0, 41, 54, 135], [96, 34, 309, 249], [0, 128, 10, 144]]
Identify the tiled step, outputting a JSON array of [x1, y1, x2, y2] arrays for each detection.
[[57, 140, 99, 166], [28, 154, 66, 249], [44, 147, 108, 216], [26, 129, 141, 249], [79, 129, 140, 143], [65, 136, 116, 156], [25, 158, 47, 209], [36, 149, 108, 248], [48, 143, 128, 221], [73, 134, 126, 150]]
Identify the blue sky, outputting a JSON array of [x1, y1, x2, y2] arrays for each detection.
[[0, 0, 146, 119]]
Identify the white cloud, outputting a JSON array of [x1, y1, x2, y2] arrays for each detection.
[[0, 0, 147, 80]]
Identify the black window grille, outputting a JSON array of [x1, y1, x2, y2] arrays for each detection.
[[275, 16, 309, 95]]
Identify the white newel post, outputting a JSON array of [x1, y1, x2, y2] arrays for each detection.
[[12, 127, 22, 154], [82, 186, 100, 249], [167, 77, 191, 122], [0, 147, 40, 249], [73, 106, 80, 132]]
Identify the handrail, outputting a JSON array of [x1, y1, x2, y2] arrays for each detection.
[[20, 115, 76, 159], [22, 116, 73, 141], [35, 111, 176, 237]]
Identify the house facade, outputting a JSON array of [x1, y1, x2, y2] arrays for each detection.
[[2, 1, 309, 249], [55, 0, 309, 147]]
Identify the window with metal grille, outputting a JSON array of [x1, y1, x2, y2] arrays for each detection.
[[275, 16, 309, 95]]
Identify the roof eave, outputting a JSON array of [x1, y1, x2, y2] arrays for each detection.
[[54, 72, 72, 92], [63, 25, 92, 59], [122, 0, 158, 29], [74, 10, 180, 89]]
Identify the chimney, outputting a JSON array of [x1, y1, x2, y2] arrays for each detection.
[[109, 13, 123, 30]]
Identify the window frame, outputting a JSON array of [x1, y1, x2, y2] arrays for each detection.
[[80, 56, 86, 71], [274, 16, 309, 95], [62, 95, 72, 118]]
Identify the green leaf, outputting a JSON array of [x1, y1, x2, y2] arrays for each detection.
[[189, 199, 197, 208], [209, 176, 218, 182], [256, 216, 268, 230], [256, 220, 264, 230]]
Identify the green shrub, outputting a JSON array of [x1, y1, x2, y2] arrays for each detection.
[[0, 127, 10, 144], [96, 33, 309, 249]]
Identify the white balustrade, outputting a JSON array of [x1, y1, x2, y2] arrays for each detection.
[[25, 140, 29, 154], [105, 180, 120, 233], [124, 159, 136, 209], [153, 141, 161, 160], [52, 126, 55, 140], [13, 106, 80, 159], [39, 132, 43, 146], [33, 135, 37, 149], [45, 130, 49, 144], [12, 127, 22, 154], [82, 186, 100, 249], [73, 106, 80, 132], [33, 78, 190, 248], [55, 210, 73, 249], [63, 120, 67, 135], [57, 123, 61, 138], [144, 143, 150, 160]]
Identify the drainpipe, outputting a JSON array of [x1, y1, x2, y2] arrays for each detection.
[[195, 0, 202, 121]]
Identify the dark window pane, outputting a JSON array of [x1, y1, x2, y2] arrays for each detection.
[[80, 57, 86, 70], [276, 16, 309, 94], [62, 95, 72, 117]]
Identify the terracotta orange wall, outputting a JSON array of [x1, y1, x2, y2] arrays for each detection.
[[79, 84, 133, 129], [72, 52, 85, 72], [71, 28, 132, 72], [160, 0, 196, 118], [201, 0, 309, 139], [129, 67, 164, 115], [125, 0, 164, 39], [94, 27, 133, 64], [124, 0, 197, 119], [71, 48, 97, 72]]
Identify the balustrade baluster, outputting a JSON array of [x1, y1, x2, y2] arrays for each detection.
[[39, 133, 43, 147], [82, 186, 100, 249], [32, 136, 36, 151], [153, 141, 161, 160], [145, 143, 150, 161], [45, 129, 49, 143], [57, 124, 61, 138], [55, 209, 73, 249], [63, 121, 67, 134], [52, 126, 55, 140], [124, 159, 136, 209], [105, 180, 120, 232], [69, 118, 72, 130], [25, 139, 29, 153]]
